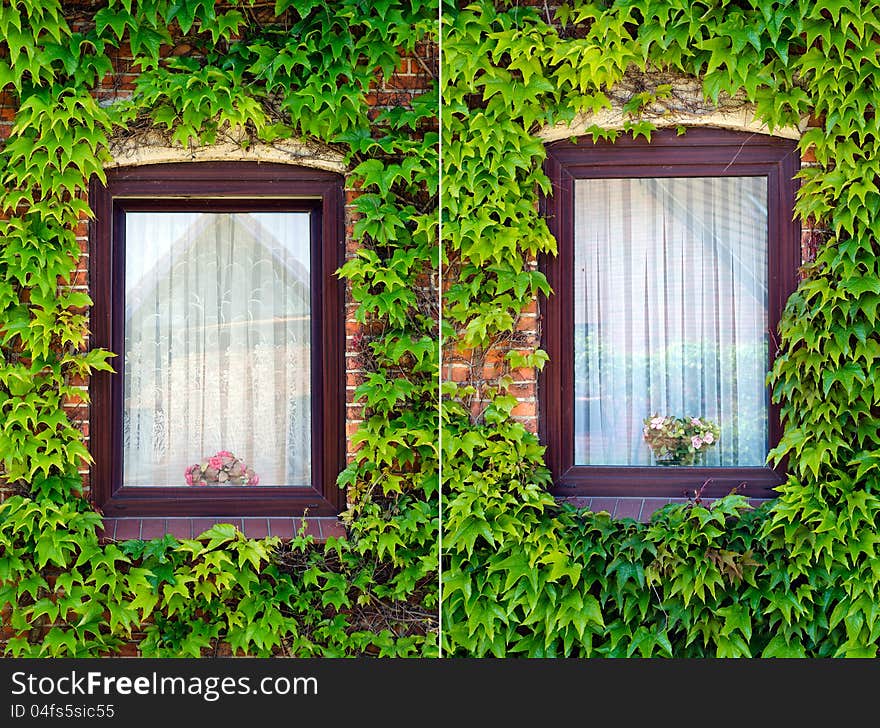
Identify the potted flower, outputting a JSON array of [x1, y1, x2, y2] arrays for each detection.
[[184, 450, 259, 486], [642, 414, 720, 465]]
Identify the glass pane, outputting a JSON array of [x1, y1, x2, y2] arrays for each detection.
[[573, 177, 768, 467], [123, 212, 311, 487]]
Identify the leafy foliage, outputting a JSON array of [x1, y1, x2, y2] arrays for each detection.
[[442, 0, 880, 656], [0, 1, 438, 656]]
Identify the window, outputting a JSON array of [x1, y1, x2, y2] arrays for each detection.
[[540, 128, 799, 499], [89, 162, 344, 516]]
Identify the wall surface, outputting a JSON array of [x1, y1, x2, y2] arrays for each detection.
[[0, 25, 436, 530]]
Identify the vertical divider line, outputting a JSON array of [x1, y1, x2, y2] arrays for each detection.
[[437, 0, 444, 660]]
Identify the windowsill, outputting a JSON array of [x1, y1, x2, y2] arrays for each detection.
[[97, 516, 347, 543], [556, 495, 773, 523]]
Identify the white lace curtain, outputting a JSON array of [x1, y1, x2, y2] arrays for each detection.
[[573, 176, 769, 466], [122, 211, 312, 487]]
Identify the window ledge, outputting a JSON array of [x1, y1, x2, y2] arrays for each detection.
[[97, 517, 346, 543], [557, 496, 773, 523]]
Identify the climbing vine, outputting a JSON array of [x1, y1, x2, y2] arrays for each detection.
[[0, 0, 439, 656], [442, 0, 880, 656], [4, 0, 879, 660]]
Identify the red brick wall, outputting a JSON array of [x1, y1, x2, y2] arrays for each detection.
[[799, 114, 827, 270]]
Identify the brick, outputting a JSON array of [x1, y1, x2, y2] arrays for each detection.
[[298, 518, 322, 540], [139, 518, 167, 540], [382, 74, 427, 90], [165, 518, 194, 539], [369, 90, 414, 107], [66, 373, 89, 388], [482, 348, 506, 367], [613, 498, 643, 521], [346, 421, 363, 439], [516, 315, 539, 333], [346, 372, 362, 388], [64, 406, 89, 423], [449, 364, 470, 382], [241, 518, 270, 539], [113, 519, 141, 540], [62, 390, 87, 405], [511, 367, 537, 383], [640, 498, 671, 522], [521, 298, 539, 315], [192, 519, 222, 538], [267, 518, 296, 539], [510, 402, 536, 418], [319, 519, 347, 540], [589, 497, 617, 515], [68, 269, 89, 288], [563, 497, 592, 510], [507, 382, 536, 399]]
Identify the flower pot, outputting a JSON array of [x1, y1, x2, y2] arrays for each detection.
[[655, 452, 697, 466]]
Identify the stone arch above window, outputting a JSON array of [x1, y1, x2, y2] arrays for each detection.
[[106, 130, 346, 174], [537, 74, 807, 143]]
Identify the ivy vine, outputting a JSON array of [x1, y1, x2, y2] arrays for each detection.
[[0, 0, 439, 657], [4, 0, 879, 660]]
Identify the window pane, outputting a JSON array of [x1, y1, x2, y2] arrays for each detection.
[[573, 177, 768, 466], [123, 212, 311, 487]]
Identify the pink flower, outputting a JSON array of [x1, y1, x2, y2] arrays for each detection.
[[691, 417, 702, 426], [650, 416, 665, 429], [216, 450, 233, 457], [185, 470, 193, 485], [703, 432, 714, 444], [691, 436, 703, 449], [209, 456, 223, 470], [248, 474, 260, 485]]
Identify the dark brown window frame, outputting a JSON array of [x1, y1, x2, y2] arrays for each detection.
[[89, 161, 345, 517], [539, 127, 800, 500]]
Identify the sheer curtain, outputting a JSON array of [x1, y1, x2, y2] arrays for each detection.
[[122, 211, 312, 487], [573, 176, 768, 466]]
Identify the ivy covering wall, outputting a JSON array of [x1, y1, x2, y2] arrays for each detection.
[[442, 0, 880, 656], [0, 0, 439, 656], [3, 0, 879, 660]]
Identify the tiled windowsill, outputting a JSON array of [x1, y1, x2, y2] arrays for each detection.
[[557, 496, 772, 523], [98, 517, 346, 543]]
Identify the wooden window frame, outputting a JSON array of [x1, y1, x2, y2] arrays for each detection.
[[89, 162, 345, 517], [539, 128, 800, 499]]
